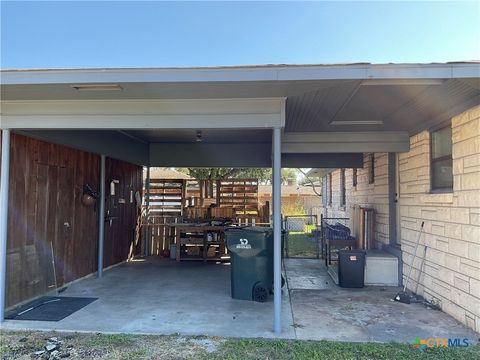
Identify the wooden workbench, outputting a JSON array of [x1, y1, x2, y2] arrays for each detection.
[[168, 224, 228, 262]]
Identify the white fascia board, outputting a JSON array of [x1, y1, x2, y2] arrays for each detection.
[[283, 131, 410, 143], [283, 142, 410, 153], [277, 63, 480, 81], [282, 131, 410, 153], [1, 98, 284, 115], [1, 63, 478, 85], [1, 114, 282, 129], [0, 68, 277, 85], [0, 98, 286, 129]]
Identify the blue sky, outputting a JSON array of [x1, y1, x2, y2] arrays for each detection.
[[1, 1, 479, 69]]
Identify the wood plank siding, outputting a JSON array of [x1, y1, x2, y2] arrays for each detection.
[[103, 157, 143, 267], [0, 132, 143, 307]]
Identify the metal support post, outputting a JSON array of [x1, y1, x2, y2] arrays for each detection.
[[0, 130, 11, 321], [272, 127, 282, 334]]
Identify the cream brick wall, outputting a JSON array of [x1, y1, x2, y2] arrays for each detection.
[[398, 105, 480, 333], [321, 105, 480, 333], [323, 153, 390, 248]]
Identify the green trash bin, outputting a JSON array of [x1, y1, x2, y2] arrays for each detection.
[[225, 227, 284, 302]]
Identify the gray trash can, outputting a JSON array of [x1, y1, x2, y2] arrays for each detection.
[[226, 227, 284, 302]]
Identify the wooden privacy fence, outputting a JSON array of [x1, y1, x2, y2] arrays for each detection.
[[217, 178, 267, 225], [216, 178, 259, 214], [143, 177, 270, 255]]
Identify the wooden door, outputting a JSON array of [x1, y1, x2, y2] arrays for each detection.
[[54, 166, 75, 286], [38, 164, 75, 288]]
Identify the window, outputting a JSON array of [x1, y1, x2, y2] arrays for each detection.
[[328, 173, 332, 205], [340, 169, 346, 207], [431, 125, 453, 191], [368, 154, 375, 184], [352, 168, 357, 187]]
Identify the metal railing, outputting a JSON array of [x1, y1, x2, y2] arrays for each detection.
[[284, 215, 320, 259]]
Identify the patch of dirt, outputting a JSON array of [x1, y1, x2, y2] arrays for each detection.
[[189, 338, 220, 353], [71, 347, 110, 359]]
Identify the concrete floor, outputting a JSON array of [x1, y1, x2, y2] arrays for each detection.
[[2, 258, 295, 339], [3, 257, 478, 342], [285, 258, 479, 342]]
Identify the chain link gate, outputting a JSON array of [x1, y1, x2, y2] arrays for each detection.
[[284, 215, 320, 258]]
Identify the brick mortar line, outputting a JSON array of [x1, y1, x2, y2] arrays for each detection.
[[408, 274, 480, 303], [401, 249, 480, 271], [400, 214, 479, 228], [420, 282, 480, 313]]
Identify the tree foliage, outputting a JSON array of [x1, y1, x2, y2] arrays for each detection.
[[176, 168, 300, 185]]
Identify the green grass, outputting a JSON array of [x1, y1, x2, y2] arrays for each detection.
[[120, 348, 148, 360], [212, 338, 480, 360], [1, 330, 479, 360], [286, 232, 319, 258], [0, 333, 44, 357], [0, 343, 13, 354]]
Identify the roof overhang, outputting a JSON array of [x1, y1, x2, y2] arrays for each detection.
[[282, 131, 410, 153], [2, 63, 479, 168], [1, 98, 286, 129], [2, 63, 478, 85]]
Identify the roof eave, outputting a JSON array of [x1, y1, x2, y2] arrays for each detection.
[[1, 62, 479, 85]]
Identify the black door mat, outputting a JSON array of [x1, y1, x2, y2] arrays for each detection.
[[5, 296, 98, 321]]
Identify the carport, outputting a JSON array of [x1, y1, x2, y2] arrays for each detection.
[[1, 62, 479, 335]]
